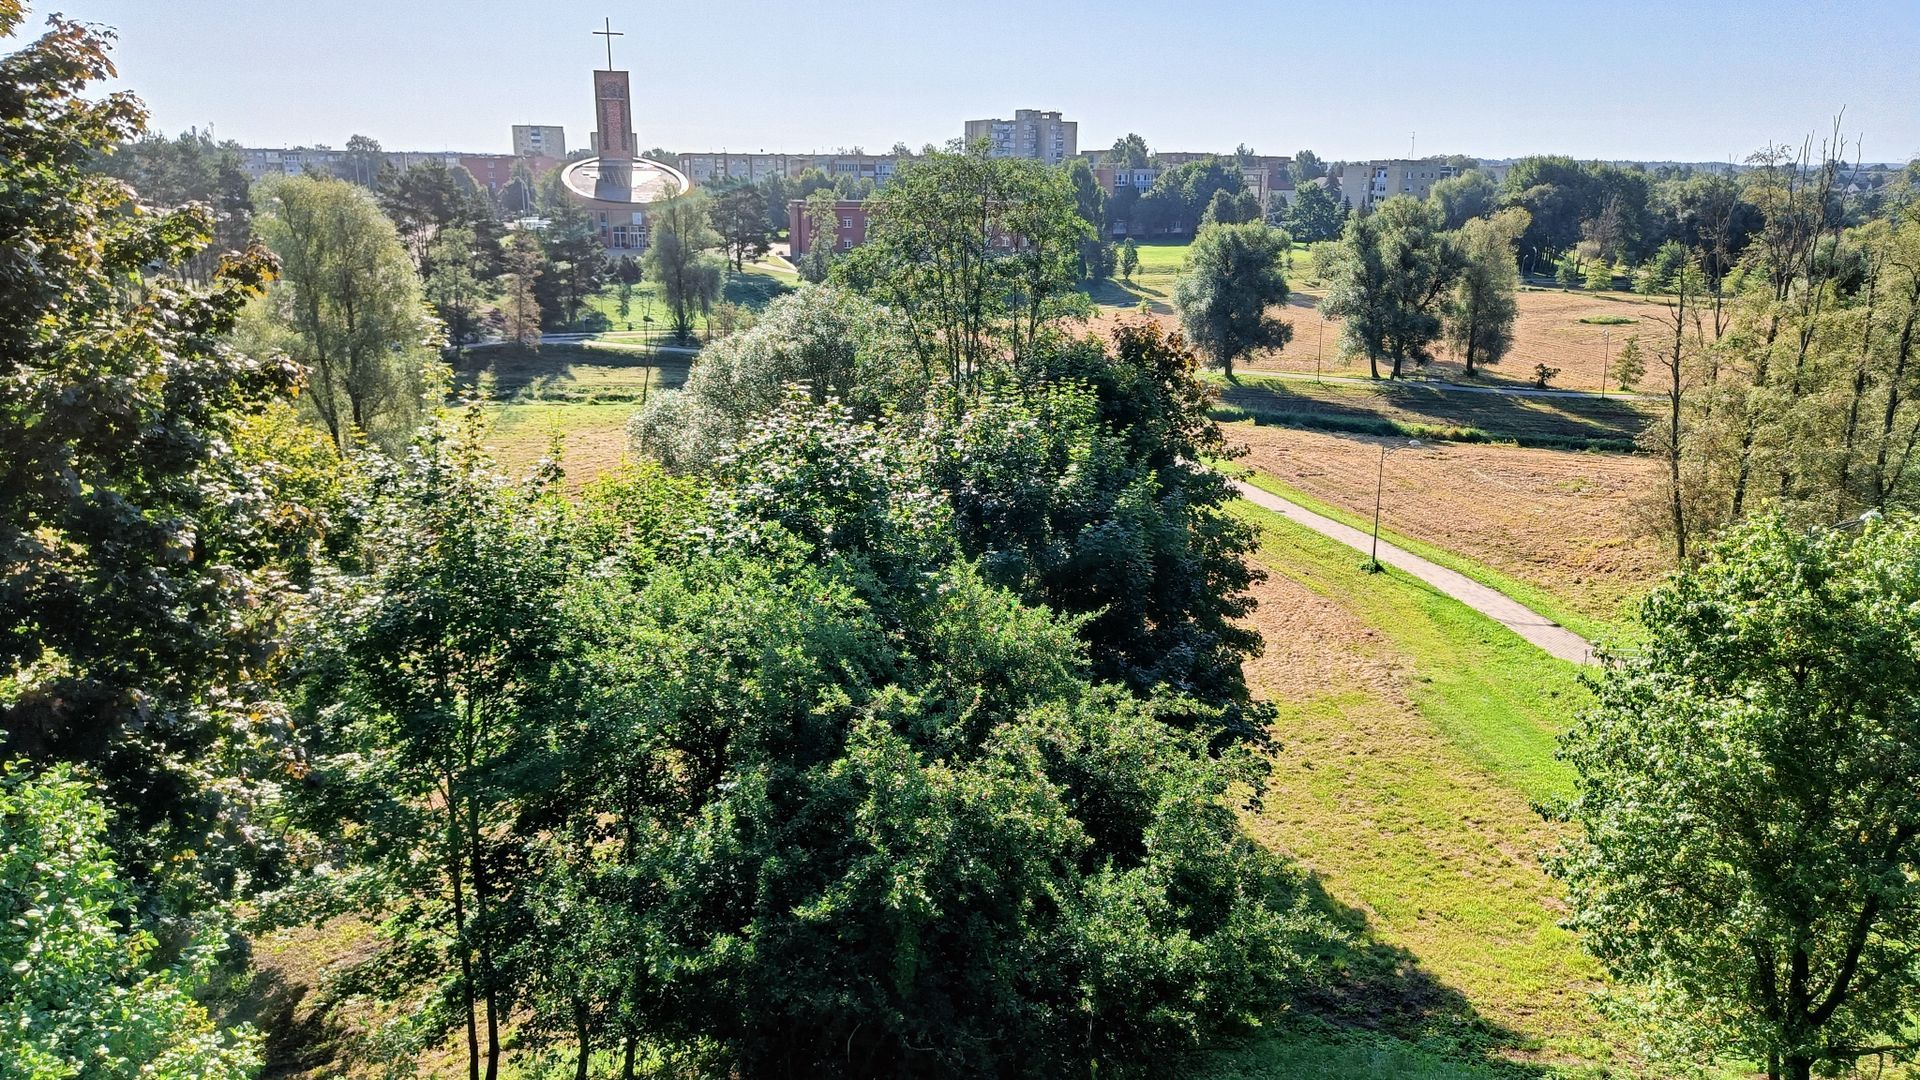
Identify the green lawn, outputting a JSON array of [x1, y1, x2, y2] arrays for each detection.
[[1187, 501, 1615, 1078], [576, 259, 797, 337]]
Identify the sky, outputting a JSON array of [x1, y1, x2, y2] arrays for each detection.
[[14, 0, 1920, 165]]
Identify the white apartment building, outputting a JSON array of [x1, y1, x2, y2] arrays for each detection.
[[512, 124, 566, 160], [1338, 159, 1462, 211]]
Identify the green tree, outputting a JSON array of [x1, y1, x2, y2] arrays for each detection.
[[1445, 209, 1526, 375], [835, 145, 1088, 401], [334, 132, 384, 187], [795, 189, 840, 284], [1583, 260, 1614, 291], [642, 189, 724, 343], [1172, 221, 1295, 379], [1198, 187, 1262, 228], [537, 204, 608, 328], [0, 764, 261, 1080], [246, 174, 445, 449], [295, 416, 575, 1080], [1119, 237, 1140, 281], [712, 183, 773, 270], [1610, 334, 1645, 390], [425, 225, 491, 349], [1104, 132, 1151, 168], [378, 159, 496, 272], [0, 6, 303, 894], [1555, 514, 1920, 1080], [1322, 196, 1462, 378], [1281, 180, 1347, 242], [90, 126, 253, 285], [1429, 167, 1499, 228], [501, 228, 545, 349], [1289, 149, 1325, 183], [1064, 156, 1111, 279]]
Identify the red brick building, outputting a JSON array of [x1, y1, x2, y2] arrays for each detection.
[[460, 153, 560, 194], [788, 199, 870, 255]]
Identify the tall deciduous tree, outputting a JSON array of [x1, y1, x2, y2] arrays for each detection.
[[1281, 180, 1347, 243], [1323, 195, 1463, 378], [1429, 168, 1499, 229], [642, 189, 724, 343], [246, 174, 445, 450], [1445, 208, 1526, 375], [1172, 221, 1295, 379], [0, 5, 303, 892], [1104, 132, 1151, 168], [837, 145, 1087, 402], [1556, 514, 1920, 1080]]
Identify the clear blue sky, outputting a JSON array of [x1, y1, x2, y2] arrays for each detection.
[[15, 0, 1920, 164]]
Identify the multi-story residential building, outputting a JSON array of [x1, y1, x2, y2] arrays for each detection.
[[238, 146, 469, 180], [679, 151, 907, 187], [462, 153, 561, 193], [1338, 159, 1462, 211], [963, 109, 1077, 165], [511, 124, 566, 160]]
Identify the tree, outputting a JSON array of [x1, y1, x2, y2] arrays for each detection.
[[1281, 180, 1347, 243], [1555, 514, 1920, 1080], [1429, 168, 1499, 228], [246, 174, 445, 450], [90, 126, 253, 284], [537, 204, 608, 328], [642, 188, 724, 343], [1198, 187, 1262, 228], [631, 283, 914, 470], [1104, 132, 1151, 168], [378, 158, 496, 272], [335, 132, 384, 187], [1323, 196, 1463, 378], [1289, 149, 1325, 183], [1583, 260, 1614, 291], [1119, 237, 1140, 281], [1172, 221, 1295, 379], [0, 764, 262, 1080], [1138, 157, 1242, 236], [712, 183, 772, 270], [1445, 209, 1526, 375], [1, 7, 303, 895], [835, 145, 1087, 401], [1610, 334, 1645, 390], [425, 225, 491, 349], [296, 416, 575, 1080], [501, 228, 545, 349], [1064, 156, 1110, 278], [795, 189, 839, 284]]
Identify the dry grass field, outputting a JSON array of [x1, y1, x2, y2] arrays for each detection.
[[1225, 422, 1669, 636]]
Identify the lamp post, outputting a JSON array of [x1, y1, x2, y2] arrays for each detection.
[[1368, 438, 1424, 573]]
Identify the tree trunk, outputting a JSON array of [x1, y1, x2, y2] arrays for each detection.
[[445, 774, 481, 1080], [622, 1034, 638, 1080], [574, 997, 591, 1080]]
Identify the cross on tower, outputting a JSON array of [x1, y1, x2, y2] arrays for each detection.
[[593, 17, 623, 70]]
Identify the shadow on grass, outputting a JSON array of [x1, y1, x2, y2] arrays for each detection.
[[225, 966, 349, 1079], [723, 268, 796, 308], [449, 344, 691, 403], [1082, 278, 1170, 311], [1214, 378, 1646, 452]]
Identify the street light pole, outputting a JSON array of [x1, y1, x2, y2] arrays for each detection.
[[1368, 438, 1422, 573]]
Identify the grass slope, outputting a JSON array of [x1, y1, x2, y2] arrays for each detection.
[[1194, 501, 1613, 1077]]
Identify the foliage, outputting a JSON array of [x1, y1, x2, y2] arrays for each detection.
[[534, 203, 608, 328], [1172, 221, 1295, 379], [89, 126, 252, 284], [0, 764, 261, 1080], [1610, 334, 1645, 390], [1530, 363, 1560, 389], [642, 189, 724, 343], [1555, 514, 1920, 1080], [1322, 196, 1463, 378], [1444, 209, 1525, 374], [376, 158, 497, 273], [836, 145, 1089, 400], [712, 183, 773, 270], [630, 283, 915, 469], [1120, 237, 1140, 281], [1429, 169, 1499, 229], [1288, 150, 1325, 184], [1105, 132, 1152, 168], [1138, 157, 1244, 237], [795, 189, 840, 284], [0, 6, 303, 900], [1281, 181, 1347, 243], [424, 225, 492, 347], [500, 228, 545, 349], [244, 174, 446, 449], [1199, 188, 1263, 229], [1065, 156, 1112, 279]]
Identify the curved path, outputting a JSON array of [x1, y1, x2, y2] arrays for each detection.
[[1230, 479, 1596, 666]]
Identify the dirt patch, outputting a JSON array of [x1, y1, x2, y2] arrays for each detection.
[[1231, 424, 1667, 629]]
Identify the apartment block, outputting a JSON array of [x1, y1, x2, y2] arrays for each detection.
[[1338, 159, 1461, 211], [511, 124, 566, 160], [963, 109, 1077, 165]]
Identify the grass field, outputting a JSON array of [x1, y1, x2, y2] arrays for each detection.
[[1197, 501, 1616, 1077], [576, 258, 797, 337], [1223, 424, 1667, 639], [1213, 372, 1650, 451]]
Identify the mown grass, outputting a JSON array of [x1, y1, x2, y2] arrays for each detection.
[[1231, 468, 1635, 643], [1192, 501, 1613, 1077]]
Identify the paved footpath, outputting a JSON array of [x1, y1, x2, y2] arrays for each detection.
[[1231, 479, 1596, 666]]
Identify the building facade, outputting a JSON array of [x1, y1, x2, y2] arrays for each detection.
[[1338, 160, 1462, 211], [788, 199, 871, 255], [512, 124, 566, 160], [238, 146, 472, 181], [677, 151, 908, 187], [963, 109, 1076, 164]]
